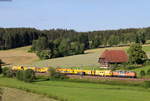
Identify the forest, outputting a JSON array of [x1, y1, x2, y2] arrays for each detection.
[[0, 27, 150, 59]]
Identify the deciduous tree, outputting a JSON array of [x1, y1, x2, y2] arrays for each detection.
[[128, 43, 147, 64]]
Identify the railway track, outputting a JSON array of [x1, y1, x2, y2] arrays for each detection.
[[66, 75, 150, 81], [36, 73, 150, 81]]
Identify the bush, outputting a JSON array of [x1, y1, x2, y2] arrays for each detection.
[[16, 69, 35, 82], [23, 69, 35, 82], [5, 69, 15, 78], [48, 67, 68, 80], [2, 67, 15, 78], [147, 69, 150, 75], [0, 66, 2, 74], [143, 81, 150, 88], [16, 70, 24, 81], [140, 70, 146, 77], [2, 67, 9, 76]]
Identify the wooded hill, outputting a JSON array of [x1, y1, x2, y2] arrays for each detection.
[[0, 27, 150, 50]]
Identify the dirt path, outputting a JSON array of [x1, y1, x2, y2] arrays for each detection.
[[0, 87, 56, 101]]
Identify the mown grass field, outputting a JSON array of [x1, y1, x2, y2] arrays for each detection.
[[0, 46, 38, 66], [0, 76, 150, 101]]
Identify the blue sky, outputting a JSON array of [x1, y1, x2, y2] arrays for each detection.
[[0, 0, 150, 31]]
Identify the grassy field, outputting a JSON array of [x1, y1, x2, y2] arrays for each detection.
[[0, 46, 38, 66], [0, 76, 150, 101], [1, 87, 55, 101]]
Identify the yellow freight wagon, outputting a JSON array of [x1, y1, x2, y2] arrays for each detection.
[[12, 66, 24, 70], [95, 70, 112, 77], [73, 69, 83, 74], [40, 67, 49, 73], [56, 68, 74, 74]]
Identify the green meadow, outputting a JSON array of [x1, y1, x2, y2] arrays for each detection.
[[0, 76, 150, 101]]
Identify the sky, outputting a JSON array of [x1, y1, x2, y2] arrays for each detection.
[[0, 0, 150, 32]]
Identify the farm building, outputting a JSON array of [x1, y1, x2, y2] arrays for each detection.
[[98, 50, 128, 68]]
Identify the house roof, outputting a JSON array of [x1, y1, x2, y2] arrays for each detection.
[[100, 50, 128, 63]]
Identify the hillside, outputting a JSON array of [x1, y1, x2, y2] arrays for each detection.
[[0, 44, 148, 69], [1, 44, 150, 69], [30, 46, 128, 68], [0, 46, 38, 66], [29, 44, 150, 68]]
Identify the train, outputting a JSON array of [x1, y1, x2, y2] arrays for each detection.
[[11, 66, 137, 78], [56, 68, 136, 78]]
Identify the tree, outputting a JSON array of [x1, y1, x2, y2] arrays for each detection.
[[36, 50, 52, 59], [77, 34, 89, 49], [58, 39, 70, 56], [32, 37, 49, 51], [70, 42, 84, 55], [0, 59, 3, 74], [89, 36, 101, 48], [108, 35, 119, 46], [137, 29, 146, 44], [128, 43, 147, 64], [135, 34, 140, 43]]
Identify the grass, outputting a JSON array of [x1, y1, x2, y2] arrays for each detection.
[[0, 76, 150, 101]]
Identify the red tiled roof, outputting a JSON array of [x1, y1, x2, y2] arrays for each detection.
[[100, 50, 128, 63]]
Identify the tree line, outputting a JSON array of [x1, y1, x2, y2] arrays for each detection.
[[1, 27, 150, 50], [1, 27, 150, 58]]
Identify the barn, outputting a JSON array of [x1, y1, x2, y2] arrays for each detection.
[[98, 50, 128, 68]]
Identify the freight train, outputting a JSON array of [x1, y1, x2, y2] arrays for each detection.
[[11, 66, 137, 78]]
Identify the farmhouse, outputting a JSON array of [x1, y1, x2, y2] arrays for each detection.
[[98, 50, 128, 68]]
